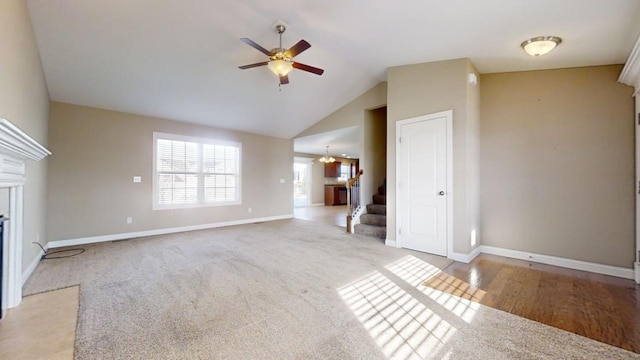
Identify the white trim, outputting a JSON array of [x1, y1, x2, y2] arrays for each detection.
[[48, 214, 293, 248], [0, 119, 50, 311], [2, 186, 24, 309], [293, 158, 313, 208], [293, 156, 315, 164], [635, 96, 640, 284], [310, 203, 325, 207], [446, 112, 453, 258], [385, 239, 397, 248], [349, 205, 365, 234], [479, 245, 634, 280], [152, 132, 242, 211], [395, 110, 453, 257], [22, 242, 48, 285], [448, 246, 481, 263], [0, 118, 51, 161], [619, 33, 640, 96]]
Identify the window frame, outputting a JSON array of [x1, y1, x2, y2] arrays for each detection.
[[152, 132, 242, 210], [338, 163, 351, 181]]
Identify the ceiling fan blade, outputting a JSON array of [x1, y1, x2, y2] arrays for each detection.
[[280, 75, 290, 85], [285, 40, 311, 58], [293, 62, 324, 76], [240, 38, 272, 56], [238, 61, 268, 70]]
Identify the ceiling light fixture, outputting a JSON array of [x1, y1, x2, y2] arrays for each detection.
[[319, 146, 335, 163], [268, 59, 293, 76], [521, 36, 562, 57]]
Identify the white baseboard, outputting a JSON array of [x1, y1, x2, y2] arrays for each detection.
[[448, 246, 481, 263], [480, 245, 634, 280], [385, 239, 398, 248], [48, 214, 294, 249], [22, 242, 48, 285], [635, 262, 640, 284], [310, 203, 325, 207]]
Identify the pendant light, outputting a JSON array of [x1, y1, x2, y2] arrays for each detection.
[[318, 146, 335, 163]]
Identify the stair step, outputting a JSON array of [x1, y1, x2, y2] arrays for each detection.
[[366, 204, 387, 215], [378, 185, 386, 195], [354, 224, 386, 239], [361, 213, 386, 226], [373, 194, 386, 205]]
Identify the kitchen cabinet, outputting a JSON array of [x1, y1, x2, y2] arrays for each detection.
[[324, 185, 347, 205], [324, 162, 341, 177]]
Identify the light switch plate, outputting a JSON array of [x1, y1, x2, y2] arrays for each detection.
[[133, 176, 141, 183]]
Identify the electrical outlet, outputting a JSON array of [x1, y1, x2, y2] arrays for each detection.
[[279, 178, 285, 183], [133, 176, 141, 183], [248, 208, 252, 213], [126, 217, 133, 224]]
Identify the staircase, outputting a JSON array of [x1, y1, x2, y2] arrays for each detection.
[[354, 181, 386, 239]]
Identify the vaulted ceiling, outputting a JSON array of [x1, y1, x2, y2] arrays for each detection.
[[27, 0, 640, 139]]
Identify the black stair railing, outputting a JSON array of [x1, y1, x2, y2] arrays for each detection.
[[346, 169, 363, 233]]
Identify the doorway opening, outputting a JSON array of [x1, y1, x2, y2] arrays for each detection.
[[293, 157, 313, 208]]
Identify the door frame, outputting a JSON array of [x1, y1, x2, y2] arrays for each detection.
[[395, 110, 453, 257], [293, 157, 314, 207]]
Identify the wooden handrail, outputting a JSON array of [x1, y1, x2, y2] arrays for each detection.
[[347, 169, 364, 189], [346, 169, 364, 233]]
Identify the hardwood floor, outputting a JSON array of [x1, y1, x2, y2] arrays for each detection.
[[4, 240, 638, 356], [438, 254, 640, 353], [294, 205, 347, 228]]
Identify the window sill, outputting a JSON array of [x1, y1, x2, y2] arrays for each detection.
[[153, 200, 241, 211]]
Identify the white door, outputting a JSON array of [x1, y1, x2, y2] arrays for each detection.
[[398, 114, 448, 256]]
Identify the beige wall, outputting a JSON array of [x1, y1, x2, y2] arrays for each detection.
[[480, 65, 634, 268], [387, 58, 477, 254], [296, 82, 387, 206], [48, 102, 293, 241], [466, 61, 481, 251], [296, 82, 387, 138], [362, 107, 387, 200], [0, 0, 50, 271]]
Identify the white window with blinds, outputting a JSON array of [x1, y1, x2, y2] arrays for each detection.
[[153, 132, 241, 210]]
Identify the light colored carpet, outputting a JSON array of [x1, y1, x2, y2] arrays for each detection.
[[25, 218, 639, 359]]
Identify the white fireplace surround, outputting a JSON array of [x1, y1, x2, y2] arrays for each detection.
[[0, 118, 51, 310]]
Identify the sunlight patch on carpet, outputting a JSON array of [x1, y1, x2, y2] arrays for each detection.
[[386, 256, 483, 324], [338, 271, 456, 359]]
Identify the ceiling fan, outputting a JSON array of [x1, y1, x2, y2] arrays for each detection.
[[238, 24, 324, 85]]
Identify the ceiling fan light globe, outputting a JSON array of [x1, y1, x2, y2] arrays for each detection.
[[268, 60, 293, 76]]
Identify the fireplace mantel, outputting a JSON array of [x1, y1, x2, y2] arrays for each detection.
[[0, 118, 51, 161], [0, 117, 51, 311]]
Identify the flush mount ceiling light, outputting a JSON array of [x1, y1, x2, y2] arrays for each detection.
[[318, 146, 335, 163], [521, 36, 562, 57]]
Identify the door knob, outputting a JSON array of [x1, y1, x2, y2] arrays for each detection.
[[438, 191, 445, 196]]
